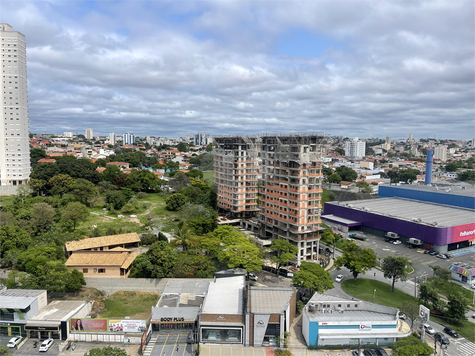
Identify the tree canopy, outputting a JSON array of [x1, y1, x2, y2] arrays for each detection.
[[381, 255, 411, 293], [335, 243, 378, 280], [292, 261, 334, 294]]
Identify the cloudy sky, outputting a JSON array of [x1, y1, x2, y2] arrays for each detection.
[[2, 0, 474, 139]]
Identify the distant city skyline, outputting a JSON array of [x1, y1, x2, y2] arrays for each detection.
[[1, 0, 474, 139]]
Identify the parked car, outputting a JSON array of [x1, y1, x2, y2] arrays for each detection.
[[443, 326, 459, 338], [39, 338, 54, 352], [435, 332, 450, 345], [423, 250, 431, 254], [7, 336, 22, 348], [429, 250, 438, 255], [352, 351, 363, 356], [248, 273, 258, 281], [422, 323, 436, 335], [398, 313, 406, 320], [335, 274, 343, 283], [391, 240, 402, 245], [372, 348, 389, 356], [436, 253, 447, 259]]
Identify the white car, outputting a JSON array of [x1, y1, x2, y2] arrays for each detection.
[[335, 274, 343, 283], [423, 323, 436, 335], [392, 240, 402, 245], [7, 336, 22, 348], [248, 273, 258, 281], [39, 338, 54, 352]]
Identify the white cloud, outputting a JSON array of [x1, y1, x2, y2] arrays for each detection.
[[0, 0, 472, 139]]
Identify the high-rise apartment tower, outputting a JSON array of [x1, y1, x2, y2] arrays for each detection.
[[85, 128, 93, 140], [213, 136, 259, 218], [0, 24, 30, 186], [259, 134, 325, 264], [344, 137, 366, 159]]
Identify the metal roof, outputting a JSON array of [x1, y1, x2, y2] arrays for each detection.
[[382, 183, 475, 197], [0, 289, 46, 309], [29, 301, 88, 322], [331, 197, 474, 227], [249, 287, 295, 314], [161, 279, 210, 296], [202, 276, 244, 315]]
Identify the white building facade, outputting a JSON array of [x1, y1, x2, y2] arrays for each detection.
[[434, 144, 447, 162], [85, 128, 93, 140], [0, 24, 30, 186], [344, 138, 366, 159]]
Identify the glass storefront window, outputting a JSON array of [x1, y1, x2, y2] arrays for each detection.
[[201, 327, 242, 343]]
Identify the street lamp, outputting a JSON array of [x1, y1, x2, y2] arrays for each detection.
[[372, 289, 376, 303]]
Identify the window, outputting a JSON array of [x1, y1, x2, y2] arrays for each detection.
[[347, 304, 350, 308], [83, 268, 88, 273], [98, 268, 106, 273]]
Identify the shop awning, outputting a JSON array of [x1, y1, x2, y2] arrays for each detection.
[[322, 215, 362, 227]]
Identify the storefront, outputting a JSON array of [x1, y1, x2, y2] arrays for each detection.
[[25, 322, 62, 340], [151, 313, 198, 332], [0, 322, 23, 337]]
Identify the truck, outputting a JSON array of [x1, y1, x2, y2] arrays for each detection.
[[349, 233, 367, 241], [408, 238, 423, 246]]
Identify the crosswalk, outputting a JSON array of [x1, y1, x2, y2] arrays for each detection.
[[445, 338, 475, 356], [142, 335, 157, 356]]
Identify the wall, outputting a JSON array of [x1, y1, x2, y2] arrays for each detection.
[[324, 204, 451, 246], [200, 314, 244, 324]]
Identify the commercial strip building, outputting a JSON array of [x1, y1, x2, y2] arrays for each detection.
[[323, 197, 475, 253], [0, 289, 90, 340], [0, 24, 31, 186], [302, 294, 410, 347], [449, 263, 475, 286], [149, 276, 296, 348]]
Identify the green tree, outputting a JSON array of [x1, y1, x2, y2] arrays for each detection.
[[167, 160, 180, 171], [269, 239, 298, 272], [355, 181, 372, 194], [48, 174, 73, 196], [129, 241, 177, 278], [446, 291, 469, 323], [84, 346, 128, 356], [458, 170, 475, 181], [30, 162, 60, 182], [165, 193, 187, 211], [66, 269, 86, 291], [418, 282, 440, 310], [186, 169, 204, 179], [335, 243, 378, 280], [101, 165, 122, 182], [173, 252, 217, 278], [104, 190, 128, 210], [30, 147, 47, 166], [61, 202, 89, 230], [177, 142, 190, 152], [381, 255, 412, 293], [169, 171, 191, 191], [392, 335, 434, 356], [30, 202, 57, 233], [334, 148, 345, 155], [292, 261, 334, 294], [204, 226, 263, 272], [0, 225, 31, 258], [56, 157, 100, 183], [400, 300, 420, 332], [125, 169, 161, 192], [327, 173, 342, 183], [29, 178, 46, 196], [321, 167, 333, 177], [69, 178, 98, 205], [335, 166, 358, 182], [0, 345, 10, 356], [430, 265, 451, 281], [172, 224, 194, 251]]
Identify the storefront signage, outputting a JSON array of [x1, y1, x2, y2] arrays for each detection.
[[256, 320, 265, 327], [160, 317, 185, 322], [217, 315, 226, 321], [359, 324, 372, 330], [25, 325, 59, 331]]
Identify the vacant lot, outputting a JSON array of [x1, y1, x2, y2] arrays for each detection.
[[98, 291, 159, 319]]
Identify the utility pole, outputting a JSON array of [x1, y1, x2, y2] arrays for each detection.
[[372, 289, 376, 303]]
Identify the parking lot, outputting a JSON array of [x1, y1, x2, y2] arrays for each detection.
[[147, 333, 195, 356]]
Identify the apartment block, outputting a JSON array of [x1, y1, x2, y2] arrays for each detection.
[[344, 137, 366, 159], [213, 136, 259, 218], [259, 134, 325, 264], [85, 128, 93, 140], [0, 24, 30, 186]]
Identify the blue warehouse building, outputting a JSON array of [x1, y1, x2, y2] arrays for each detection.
[[378, 184, 475, 209]]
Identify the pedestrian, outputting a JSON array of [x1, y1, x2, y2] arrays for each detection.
[[176, 344, 179, 351]]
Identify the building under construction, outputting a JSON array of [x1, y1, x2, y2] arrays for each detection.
[[213, 136, 259, 218], [259, 134, 326, 264]]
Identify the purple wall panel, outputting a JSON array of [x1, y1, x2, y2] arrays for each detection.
[[325, 204, 450, 245]]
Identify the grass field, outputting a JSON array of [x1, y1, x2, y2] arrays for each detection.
[[341, 278, 475, 342], [341, 278, 418, 308], [202, 171, 214, 185], [99, 291, 159, 319]]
